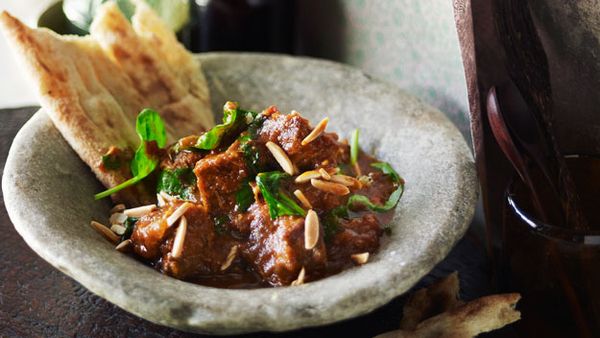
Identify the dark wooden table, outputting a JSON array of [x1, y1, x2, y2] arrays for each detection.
[[0, 107, 503, 337]]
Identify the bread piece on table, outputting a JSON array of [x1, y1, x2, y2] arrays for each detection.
[[0, 2, 213, 205], [375, 272, 521, 338]]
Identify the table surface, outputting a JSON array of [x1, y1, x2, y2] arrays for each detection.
[[0, 107, 506, 337]]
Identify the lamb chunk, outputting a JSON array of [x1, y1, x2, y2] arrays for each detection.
[[130, 206, 171, 260], [242, 202, 327, 286], [328, 213, 382, 270], [161, 206, 239, 279], [257, 110, 345, 170], [193, 141, 249, 211], [160, 149, 204, 171]]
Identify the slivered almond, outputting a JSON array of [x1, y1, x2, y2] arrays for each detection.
[[291, 267, 306, 286], [318, 168, 331, 180], [310, 179, 350, 195], [159, 191, 176, 202], [115, 239, 132, 252], [266, 141, 296, 175], [351, 252, 370, 265], [109, 212, 127, 225], [110, 224, 126, 235], [250, 181, 261, 201], [304, 209, 319, 250], [294, 189, 313, 209], [358, 175, 374, 186], [123, 204, 156, 217], [90, 221, 120, 243], [171, 216, 187, 259], [330, 174, 360, 187], [301, 117, 329, 146], [110, 204, 126, 214], [167, 202, 193, 226], [295, 170, 321, 183], [156, 193, 166, 207], [220, 245, 239, 271]]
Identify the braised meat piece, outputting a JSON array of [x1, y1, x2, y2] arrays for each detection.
[[160, 149, 204, 171], [161, 206, 240, 279], [242, 202, 327, 286], [328, 213, 382, 270], [193, 141, 249, 212], [131, 202, 240, 280], [256, 110, 346, 170], [131, 206, 171, 260]]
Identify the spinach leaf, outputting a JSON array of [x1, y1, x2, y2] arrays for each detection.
[[195, 102, 257, 150], [157, 168, 197, 201], [235, 180, 253, 212], [322, 205, 348, 242], [238, 114, 266, 174], [347, 161, 404, 212], [370, 162, 401, 183], [95, 109, 167, 200], [256, 171, 306, 219], [121, 216, 138, 241], [347, 187, 404, 212], [350, 128, 359, 165]]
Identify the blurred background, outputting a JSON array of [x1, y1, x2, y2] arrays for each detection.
[[0, 0, 469, 142]]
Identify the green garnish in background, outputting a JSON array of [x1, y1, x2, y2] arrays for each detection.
[[63, 0, 190, 34], [95, 108, 167, 200]]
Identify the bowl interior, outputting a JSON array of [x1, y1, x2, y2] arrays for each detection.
[[2, 53, 477, 334]]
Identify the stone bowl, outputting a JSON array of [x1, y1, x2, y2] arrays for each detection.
[[2, 53, 477, 334]]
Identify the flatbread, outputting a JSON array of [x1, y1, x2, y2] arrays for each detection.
[[375, 272, 521, 338], [0, 2, 214, 205], [400, 271, 463, 330]]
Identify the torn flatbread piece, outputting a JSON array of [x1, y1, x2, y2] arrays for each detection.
[[375, 272, 521, 338], [400, 271, 464, 330], [0, 2, 213, 205]]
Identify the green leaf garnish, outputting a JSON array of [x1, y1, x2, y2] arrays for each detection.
[[235, 180, 254, 212], [347, 161, 404, 212], [256, 171, 306, 219], [370, 162, 401, 183], [95, 109, 167, 200], [195, 102, 257, 150], [322, 205, 348, 242], [121, 216, 138, 241], [350, 128, 359, 165], [157, 168, 197, 201], [238, 114, 266, 174], [347, 188, 404, 212]]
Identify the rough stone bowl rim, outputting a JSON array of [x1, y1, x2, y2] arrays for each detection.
[[2, 53, 477, 334]]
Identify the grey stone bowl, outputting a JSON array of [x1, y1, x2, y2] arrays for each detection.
[[2, 53, 477, 334]]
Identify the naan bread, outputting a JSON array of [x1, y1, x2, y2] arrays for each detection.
[[375, 272, 521, 338], [0, 2, 214, 205]]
